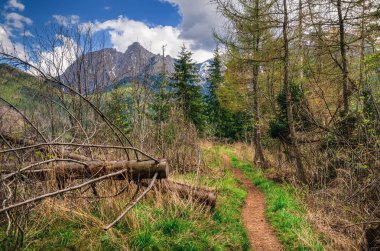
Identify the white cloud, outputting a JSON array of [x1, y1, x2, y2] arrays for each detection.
[[0, 25, 16, 51], [6, 0, 25, 12], [104, 6, 111, 10], [52, 15, 80, 27], [192, 49, 214, 63], [162, 0, 224, 51], [32, 34, 79, 76], [21, 30, 33, 36], [6, 12, 32, 29], [0, 24, 28, 59], [85, 16, 212, 62]]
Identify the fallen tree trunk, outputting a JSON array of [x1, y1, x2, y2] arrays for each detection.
[[1, 159, 169, 181], [0, 169, 162, 214], [143, 180, 217, 208], [1, 132, 167, 181]]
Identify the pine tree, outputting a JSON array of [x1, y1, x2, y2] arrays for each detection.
[[206, 46, 223, 127], [171, 45, 206, 131], [206, 47, 253, 140], [106, 87, 131, 135], [151, 45, 170, 123]]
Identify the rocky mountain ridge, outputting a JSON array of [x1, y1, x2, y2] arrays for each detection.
[[62, 42, 212, 92]]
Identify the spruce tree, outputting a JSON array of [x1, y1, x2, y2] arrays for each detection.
[[106, 87, 131, 135], [171, 45, 206, 131], [206, 46, 223, 127]]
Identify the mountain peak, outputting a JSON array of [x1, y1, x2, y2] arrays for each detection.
[[125, 42, 145, 53], [130, 41, 142, 47]]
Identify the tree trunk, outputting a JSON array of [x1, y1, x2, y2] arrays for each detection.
[[298, 0, 304, 79], [142, 180, 217, 208], [252, 0, 267, 167], [1, 159, 169, 181], [283, 0, 307, 184], [252, 64, 266, 167], [337, 0, 349, 115]]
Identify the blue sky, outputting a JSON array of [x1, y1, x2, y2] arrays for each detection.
[[19, 0, 181, 28], [0, 0, 224, 63]]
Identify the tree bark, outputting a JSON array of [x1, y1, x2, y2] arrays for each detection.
[[283, 0, 307, 184], [252, 0, 267, 168], [337, 0, 349, 115], [1, 159, 169, 181], [143, 180, 217, 208], [298, 0, 304, 79]]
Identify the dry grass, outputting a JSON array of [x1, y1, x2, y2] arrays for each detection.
[[306, 205, 360, 250]]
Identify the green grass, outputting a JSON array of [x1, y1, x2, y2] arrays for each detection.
[[218, 146, 325, 251], [0, 64, 44, 108], [0, 139, 324, 250], [114, 148, 250, 250], [2, 147, 250, 251]]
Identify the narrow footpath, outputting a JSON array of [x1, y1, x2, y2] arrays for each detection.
[[223, 155, 283, 251]]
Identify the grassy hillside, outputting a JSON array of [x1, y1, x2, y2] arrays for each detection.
[[0, 64, 46, 108]]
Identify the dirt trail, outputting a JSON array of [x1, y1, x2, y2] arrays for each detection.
[[223, 155, 283, 251]]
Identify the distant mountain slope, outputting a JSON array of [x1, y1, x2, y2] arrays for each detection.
[[62, 42, 176, 92], [195, 59, 212, 92], [0, 64, 63, 137], [62, 42, 213, 92], [0, 64, 46, 108]]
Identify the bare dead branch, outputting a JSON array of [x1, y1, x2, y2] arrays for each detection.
[[1, 158, 87, 181], [103, 172, 158, 230], [0, 142, 159, 162], [0, 164, 165, 214]]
